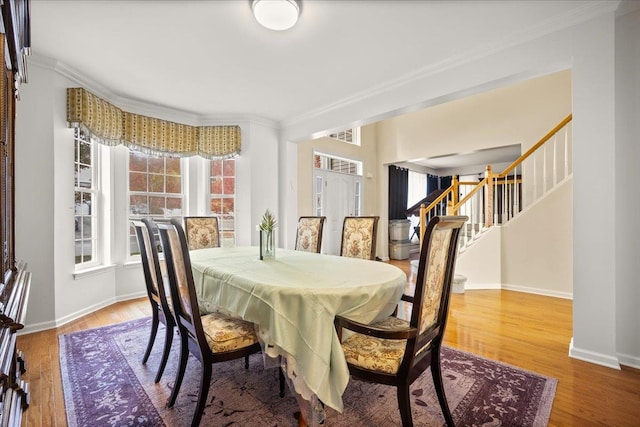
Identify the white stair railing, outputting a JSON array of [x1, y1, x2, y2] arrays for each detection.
[[419, 114, 573, 252]]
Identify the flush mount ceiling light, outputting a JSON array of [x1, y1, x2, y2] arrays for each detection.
[[252, 0, 301, 31]]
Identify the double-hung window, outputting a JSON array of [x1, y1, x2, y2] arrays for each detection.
[[74, 129, 100, 268], [128, 151, 183, 256], [209, 159, 235, 247]]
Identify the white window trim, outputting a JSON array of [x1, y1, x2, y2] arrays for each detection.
[[74, 129, 102, 271]]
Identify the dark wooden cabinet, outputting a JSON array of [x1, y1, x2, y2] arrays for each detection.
[[0, 1, 30, 425]]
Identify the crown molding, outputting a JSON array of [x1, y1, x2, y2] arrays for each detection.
[[282, 0, 620, 130], [28, 52, 274, 128]]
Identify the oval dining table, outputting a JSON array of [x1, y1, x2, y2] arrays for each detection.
[[189, 246, 407, 424]]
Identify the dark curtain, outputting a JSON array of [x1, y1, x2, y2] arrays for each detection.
[[388, 166, 408, 220], [440, 175, 452, 189], [426, 174, 439, 195]]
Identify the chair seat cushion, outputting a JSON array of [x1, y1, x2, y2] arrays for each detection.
[[201, 312, 259, 353], [341, 316, 410, 374]]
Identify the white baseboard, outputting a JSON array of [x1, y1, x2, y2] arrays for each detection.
[[464, 282, 502, 290], [502, 283, 573, 300], [616, 352, 640, 370], [569, 337, 621, 369], [18, 291, 147, 336]]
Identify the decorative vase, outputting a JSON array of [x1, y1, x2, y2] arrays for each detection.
[[260, 229, 276, 260]]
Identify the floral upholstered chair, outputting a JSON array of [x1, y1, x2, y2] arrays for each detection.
[[339, 216, 379, 260], [157, 218, 284, 427], [184, 216, 220, 250], [335, 215, 468, 427], [294, 216, 326, 253]]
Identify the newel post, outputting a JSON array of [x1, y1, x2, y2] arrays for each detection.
[[485, 165, 494, 227], [447, 175, 459, 215]]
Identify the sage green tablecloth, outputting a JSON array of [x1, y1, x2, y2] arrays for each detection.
[[189, 246, 406, 413]]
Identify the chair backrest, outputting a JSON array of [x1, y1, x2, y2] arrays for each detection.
[[406, 215, 467, 371], [131, 219, 171, 313], [184, 216, 220, 250], [339, 216, 379, 260], [294, 216, 326, 253], [157, 219, 208, 352]]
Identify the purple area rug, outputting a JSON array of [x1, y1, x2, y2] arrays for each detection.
[[59, 317, 557, 426]]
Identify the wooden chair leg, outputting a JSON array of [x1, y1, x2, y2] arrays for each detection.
[[167, 334, 189, 408], [192, 361, 213, 427], [142, 308, 159, 364], [279, 367, 285, 398], [431, 357, 455, 427], [245, 354, 249, 369], [154, 322, 174, 383], [397, 383, 413, 427]]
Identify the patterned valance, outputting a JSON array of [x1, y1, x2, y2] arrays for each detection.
[[67, 87, 124, 145], [66, 87, 241, 158]]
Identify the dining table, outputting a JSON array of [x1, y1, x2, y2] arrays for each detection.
[[189, 246, 406, 424]]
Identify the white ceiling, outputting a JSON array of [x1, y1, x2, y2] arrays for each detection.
[[30, 0, 607, 125]]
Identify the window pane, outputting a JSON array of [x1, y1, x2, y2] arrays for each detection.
[[222, 198, 234, 214], [130, 195, 149, 215], [82, 217, 92, 238], [210, 198, 222, 214], [78, 140, 91, 166], [149, 196, 166, 215], [129, 172, 147, 192], [148, 157, 164, 173], [223, 161, 235, 176], [129, 152, 147, 172], [210, 177, 222, 195], [166, 197, 182, 211], [223, 177, 234, 195], [166, 158, 181, 175], [211, 160, 222, 176], [166, 175, 181, 193]]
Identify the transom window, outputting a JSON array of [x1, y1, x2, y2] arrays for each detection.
[[328, 127, 360, 146], [128, 151, 183, 255], [209, 159, 235, 247], [74, 129, 100, 267], [314, 153, 363, 176]]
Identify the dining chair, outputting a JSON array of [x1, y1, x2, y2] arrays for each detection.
[[158, 218, 280, 427], [294, 216, 326, 253], [183, 216, 220, 250], [131, 218, 176, 384], [339, 216, 379, 260], [335, 215, 468, 427]]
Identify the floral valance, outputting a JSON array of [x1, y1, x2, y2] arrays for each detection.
[[66, 87, 241, 159]]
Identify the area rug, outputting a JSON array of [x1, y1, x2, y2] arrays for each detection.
[[60, 317, 557, 426]]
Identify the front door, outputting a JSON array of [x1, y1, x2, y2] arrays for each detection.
[[317, 170, 362, 255]]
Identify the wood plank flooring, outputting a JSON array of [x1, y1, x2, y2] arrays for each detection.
[[15, 258, 640, 426]]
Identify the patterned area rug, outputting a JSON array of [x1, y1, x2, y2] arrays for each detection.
[[60, 318, 557, 426]]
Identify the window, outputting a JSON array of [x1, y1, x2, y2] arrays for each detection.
[[315, 176, 323, 216], [328, 127, 360, 146], [74, 129, 100, 267], [209, 159, 235, 247], [354, 181, 361, 216], [313, 153, 363, 176], [128, 151, 183, 255]]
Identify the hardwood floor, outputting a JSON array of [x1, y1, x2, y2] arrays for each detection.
[[16, 258, 640, 426]]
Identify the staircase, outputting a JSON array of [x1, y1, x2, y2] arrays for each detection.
[[418, 114, 573, 252]]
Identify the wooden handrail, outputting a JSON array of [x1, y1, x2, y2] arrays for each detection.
[[450, 176, 489, 214], [417, 114, 572, 247], [498, 114, 572, 178]]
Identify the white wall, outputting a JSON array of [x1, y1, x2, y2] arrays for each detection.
[[614, 6, 640, 368], [456, 227, 502, 289], [502, 178, 573, 298], [15, 61, 280, 332], [280, 11, 623, 368]]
